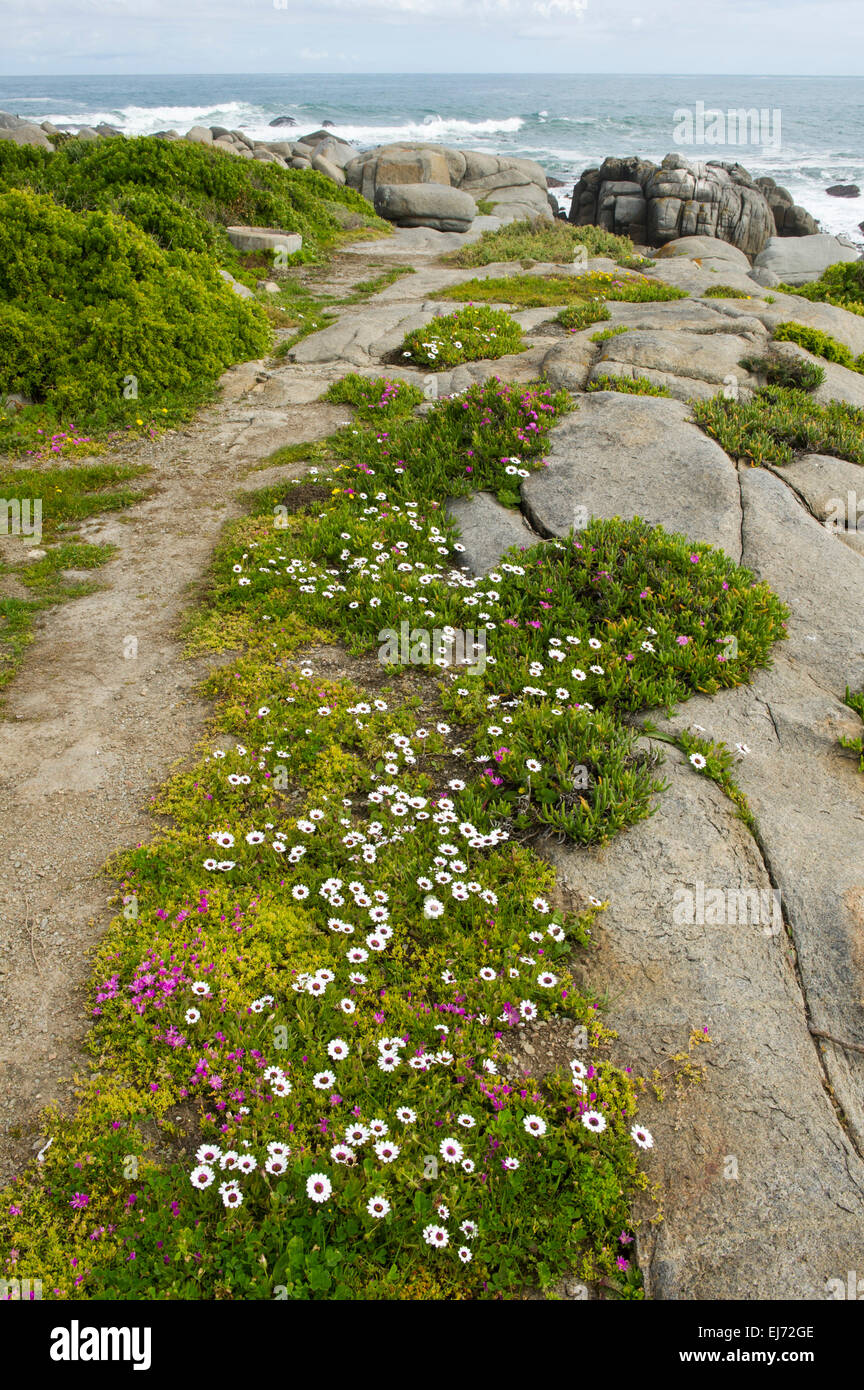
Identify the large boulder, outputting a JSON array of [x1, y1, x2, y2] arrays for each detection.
[[307, 137, 356, 170], [345, 141, 552, 228], [752, 233, 861, 286], [521, 392, 744, 557], [374, 182, 477, 233], [570, 155, 778, 255], [587, 326, 765, 402], [311, 153, 346, 185], [269, 115, 297, 127], [375, 147, 451, 187], [0, 123, 54, 151]]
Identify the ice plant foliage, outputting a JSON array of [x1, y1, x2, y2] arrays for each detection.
[[0, 376, 786, 1300]]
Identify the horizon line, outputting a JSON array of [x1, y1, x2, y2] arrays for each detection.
[[2, 70, 864, 79]]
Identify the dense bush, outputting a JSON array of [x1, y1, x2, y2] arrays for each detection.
[[441, 217, 652, 269], [0, 187, 271, 419], [0, 137, 385, 261]]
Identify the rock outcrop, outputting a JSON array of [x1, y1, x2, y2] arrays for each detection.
[[345, 144, 553, 229], [374, 181, 478, 232], [755, 176, 821, 236], [0, 112, 54, 150], [569, 154, 818, 255], [753, 232, 861, 286]]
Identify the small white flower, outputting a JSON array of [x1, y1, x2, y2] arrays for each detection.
[[439, 1137, 464, 1164], [306, 1173, 332, 1203], [631, 1124, 654, 1149]]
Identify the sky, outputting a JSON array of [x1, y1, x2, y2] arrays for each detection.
[[1, 0, 862, 76]]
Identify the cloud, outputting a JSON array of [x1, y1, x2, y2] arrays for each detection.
[[531, 0, 587, 15]]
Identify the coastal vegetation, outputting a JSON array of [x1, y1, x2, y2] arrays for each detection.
[[586, 375, 673, 397], [772, 321, 864, 374], [432, 271, 687, 310], [691, 385, 864, 467], [0, 137, 387, 455], [840, 689, 864, 771], [702, 285, 761, 300], [777, 260, 864, 316], [739, 352, 826, 393], [440, 218, 652, 270], [399, 305, 524, 368]]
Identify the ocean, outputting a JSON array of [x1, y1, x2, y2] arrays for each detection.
[[1, 72, 862, 243]]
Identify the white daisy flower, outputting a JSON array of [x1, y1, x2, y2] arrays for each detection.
[[631, 1124, 654, 1149], [306, 1173, 332, 1203]]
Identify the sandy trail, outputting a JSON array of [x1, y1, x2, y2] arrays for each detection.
[[0, 348, 363, 1182]]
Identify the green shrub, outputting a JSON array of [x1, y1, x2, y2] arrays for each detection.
[[703, 285, 761, 300], [322, 374, 424, 418], [777, 261, 864, 315], [590, 325, 630, 343], [557, 301, 611, 332], [772, 321, 864, 374], [399, 305, 524, 369], [587, 374, 672, 396], [434, 271, 686, 310], [0, 136, 386, 264], [839, 688, 864, 771], [0, 187, 271, 424], [440, 217, 651, 269], [692, 384, 864, 467], [739, 352, 825, 393]]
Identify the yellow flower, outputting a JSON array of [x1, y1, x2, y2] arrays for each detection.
[[136, 418, 143, 425]]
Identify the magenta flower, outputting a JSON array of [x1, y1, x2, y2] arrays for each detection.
[[69, 1193, 89, 1210]]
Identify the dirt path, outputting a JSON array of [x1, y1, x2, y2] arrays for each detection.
[[0, 346, 369, 1183]]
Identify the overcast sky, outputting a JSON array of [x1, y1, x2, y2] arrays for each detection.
[[2, 0, 862, 75]]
